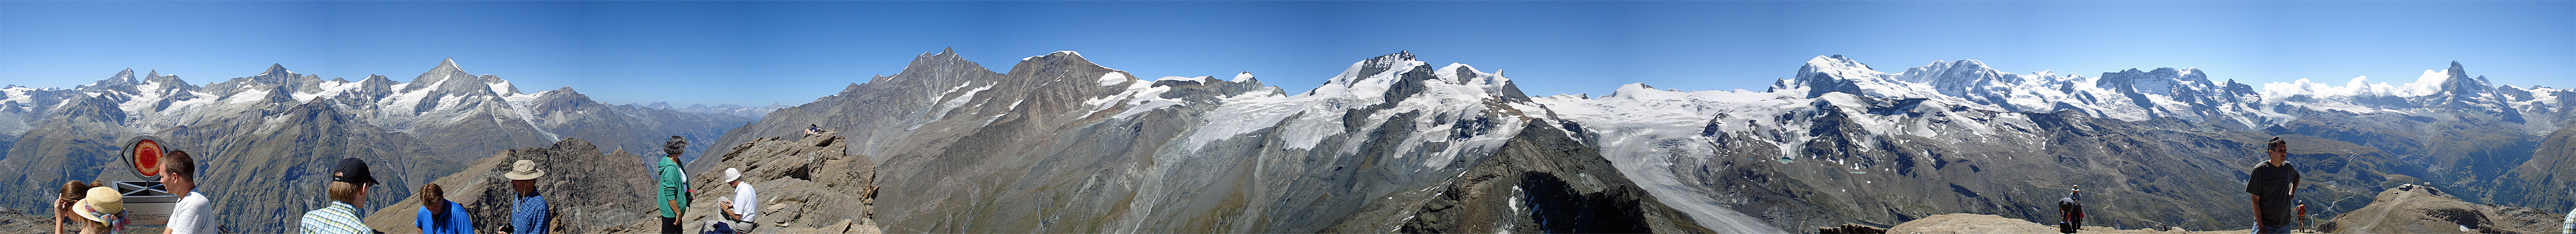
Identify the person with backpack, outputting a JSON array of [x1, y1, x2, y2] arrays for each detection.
[[659, 136, 692, 233], [2060, 185, 2083, 233], [2248, 137, 2301, 234]]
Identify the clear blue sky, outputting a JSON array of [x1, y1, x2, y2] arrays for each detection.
[[5, 1, 2570, 106]]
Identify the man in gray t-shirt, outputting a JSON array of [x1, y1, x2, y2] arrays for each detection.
[[2248, 137, 2300, 234]]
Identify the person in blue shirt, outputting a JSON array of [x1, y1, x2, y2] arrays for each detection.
[[502, 160, 551, 234], [414, 184, 472, 234]]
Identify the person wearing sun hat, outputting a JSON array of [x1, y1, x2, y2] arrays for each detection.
[[301, 158, 378, 234], [503, 160, 551, 234], [707, 167, 758, 233], [657, 136, 691, 233], [69, 186, 126, 234], [54, 181, 97, 234]]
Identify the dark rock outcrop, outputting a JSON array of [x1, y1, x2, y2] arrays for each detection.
[[361, 138, 662, 233], [1323, 121, 1714, 233], [1885, 214, 2242, 233]]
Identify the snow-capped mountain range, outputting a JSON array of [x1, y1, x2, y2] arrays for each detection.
[[5, 50, 2568, 233], [1540, 54, 2571, 230], [641, 101, 789, 118], [710, 50, 2573, 232], [0, 58, 750, 233]]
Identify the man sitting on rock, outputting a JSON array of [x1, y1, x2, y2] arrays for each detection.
[[710, 167, 758, 234]]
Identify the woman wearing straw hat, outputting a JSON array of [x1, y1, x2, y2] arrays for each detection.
[[64, 186, 127, 234]]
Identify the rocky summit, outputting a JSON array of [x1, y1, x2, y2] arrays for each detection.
[[2317, 184, 2564, 234], [680, 129, 883, 233]]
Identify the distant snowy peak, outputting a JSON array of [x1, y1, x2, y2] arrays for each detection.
[[1317, 51, 1426, 92], [2255, 61, 2553, 113], [649, 102, 785, 118], [1766, 54, 2285, 128], [404, 57, 511, 95], [2097, 67, 2214, 97], [1293, 51, 1527, 104]]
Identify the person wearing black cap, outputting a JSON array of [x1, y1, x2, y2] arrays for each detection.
[[302, 158, 378, 234]]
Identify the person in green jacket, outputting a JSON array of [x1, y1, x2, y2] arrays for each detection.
[[657, 136, 690, 234]]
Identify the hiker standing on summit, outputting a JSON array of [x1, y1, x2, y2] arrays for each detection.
[[2248, 137, 2301, 234], [658, 136, 692, 234], [2059, 185, 2083, 233], [503, 160, 551, 234]]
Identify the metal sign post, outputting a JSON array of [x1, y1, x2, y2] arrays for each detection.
[[111, 135, 179, 226]]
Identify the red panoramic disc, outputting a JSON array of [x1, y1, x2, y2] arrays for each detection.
[[133, 139, 162, 177]]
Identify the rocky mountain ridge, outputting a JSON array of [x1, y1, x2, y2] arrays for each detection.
[[707, 50, 2573, 232], [704, 49, 1745, 233]]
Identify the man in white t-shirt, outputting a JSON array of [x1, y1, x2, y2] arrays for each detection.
[[714, 168, 758, 233], [162, 150, 215, 234]]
